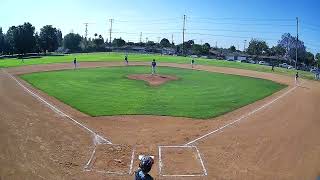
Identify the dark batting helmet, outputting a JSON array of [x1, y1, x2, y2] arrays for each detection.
[[139, 156, 154, 173]]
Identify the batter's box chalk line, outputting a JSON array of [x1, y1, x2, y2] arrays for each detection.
[[158, 145, 208, 177], [84, 144, 135, 176]]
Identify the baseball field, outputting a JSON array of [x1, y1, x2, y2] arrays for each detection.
[[1, 53, 319, 179]]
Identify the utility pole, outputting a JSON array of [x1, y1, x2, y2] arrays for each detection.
[[146, 37, 148, 43], [182, 14, 186, 55], [140, 32, 142, 43], [295, 17, 299, 70], [109, 19, 113, 43], [83, 23, 89, 50], [157, 37, 161, 43], [171, 34, 174, 44], [200, 40, 203, 45], [243, 40, 247, 52], [215, 41, 217, 48], [84, 23, 89, 39]]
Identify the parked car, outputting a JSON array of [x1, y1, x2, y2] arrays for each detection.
[[279, 63, 289, 68], [287, 65, 294, 69], [258, 61, 269, 66], [310, 67, 318, 73], [248, 60, 256, 64]]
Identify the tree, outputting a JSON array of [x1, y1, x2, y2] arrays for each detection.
[[34, 32, 41, 53], [39, 25, 60, 52], [305, 51, 315, 66], [0, 27, 4, 54], [93, 35, 105, 51], [269, 45, 286, 57], [247, 39, 269, 56], [202, 43, 211, 54], [112, 38, 126, 47], [316, 53, 320, 66], [160, 38, 170, 48], [56, 29, 63, 47], [6, 22, 36, 54], [63, 33, 82, 52], [192, 44, 203, 55], [229, 45, 236, 52], [146, 41, 156, 47], [278, 33, 306, 63]]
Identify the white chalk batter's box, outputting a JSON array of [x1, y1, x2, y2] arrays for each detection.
[[158, 145, 207, 177]]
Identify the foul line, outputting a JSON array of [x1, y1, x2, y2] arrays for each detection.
[[185, 85, 298, 146]]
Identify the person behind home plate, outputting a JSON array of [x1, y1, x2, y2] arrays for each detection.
[[134, 156, 154, 180], [151, 59, 157, 75]]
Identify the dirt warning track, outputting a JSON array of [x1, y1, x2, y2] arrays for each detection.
[[1, 61, 320, 179]]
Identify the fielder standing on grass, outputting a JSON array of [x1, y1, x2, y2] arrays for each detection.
[[151, 59, 157, 75], [73, 58, 77, 69], [191, 58, 195, 68], [125, 54, 129, 65]]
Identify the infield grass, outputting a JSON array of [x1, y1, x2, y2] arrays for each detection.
[[21, 66, 286, 119]]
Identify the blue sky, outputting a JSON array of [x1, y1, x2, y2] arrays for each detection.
[[1, 0, 319, 53]]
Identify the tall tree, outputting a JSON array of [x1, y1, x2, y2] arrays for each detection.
[[202, 43, 211, 54], [93, 35, 105, 51], [34, 32, 41, 53], [160, 38, 170, 48], [229, 45, 236, 52], [278, 33, 306, 63], [247, 39, 269, 56], [39, 25, 61, 52], [112, 38, 126, 47], [0, 27, 4, 54], [269, 45, 286, 57], [6, 23, 36, 54], [305, 51, 315, 66], [63, 33, 82, 52]]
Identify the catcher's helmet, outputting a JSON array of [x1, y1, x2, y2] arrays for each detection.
[[139, 156, 154, 173]]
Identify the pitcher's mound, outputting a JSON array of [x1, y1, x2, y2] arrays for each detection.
[[128, 74, 179, 86]]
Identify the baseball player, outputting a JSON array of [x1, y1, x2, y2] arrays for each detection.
[[124, 54, 128, 65], [191, 58, 195, 68], [295, 71, 299, 85], [151, 59, 157, 75], [73, 58, 77, 69], [134, 156, 154, 180]]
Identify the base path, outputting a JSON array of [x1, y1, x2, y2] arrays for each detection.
[[1, 61, 320, 179]]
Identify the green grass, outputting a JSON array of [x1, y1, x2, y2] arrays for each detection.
[[21, 66, 286, 119], [0, 52, 314, 80]]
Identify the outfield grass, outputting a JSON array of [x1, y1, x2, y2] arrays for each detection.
[[21, 66, 286, 119], [0, 52, 315, 80]]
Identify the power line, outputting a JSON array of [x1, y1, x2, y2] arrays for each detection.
[[189, 16, 296, 22]]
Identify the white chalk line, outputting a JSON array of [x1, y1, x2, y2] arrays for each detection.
[[158, 145, 208, 177], [185, 85, 298, 146], [129, 147, 135, 174], [84, 144, 135, 176]]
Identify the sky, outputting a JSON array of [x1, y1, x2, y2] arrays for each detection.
[[1, 0, 320, 53]]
